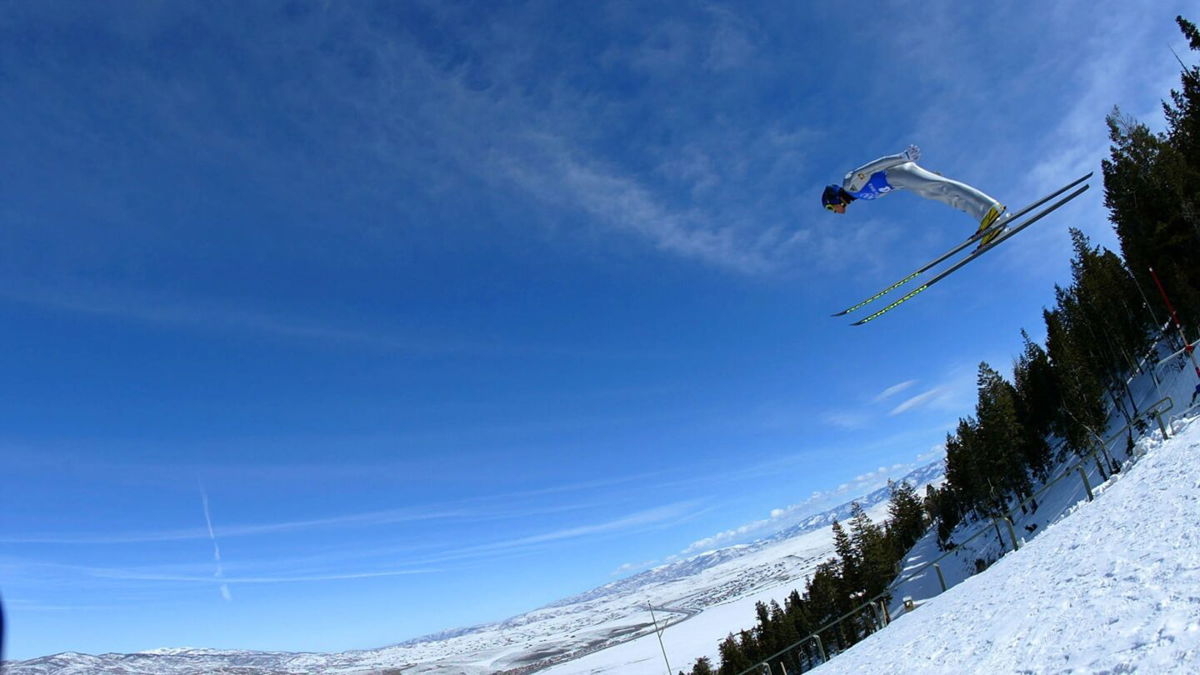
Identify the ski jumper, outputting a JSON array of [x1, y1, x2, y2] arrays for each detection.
[[843, 152, 1002, 222]]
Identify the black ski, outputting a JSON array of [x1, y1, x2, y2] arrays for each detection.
[[831, 172, 1093, 317], [851, 183, 1091, 326]]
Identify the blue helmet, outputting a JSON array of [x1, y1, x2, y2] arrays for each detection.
[[822, 184, 850, 208]]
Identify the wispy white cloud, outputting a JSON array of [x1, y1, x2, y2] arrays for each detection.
[[0, 282, 488, 356], [13, 501, 705, 589], [89, 566, 439, 585], [823, 410, 871, 430], [889, 362, 978, 417], [1, 465, 685, 547], [674, 452, 931, 559], [491, 131, 789, 274], [0, 505, 470, 545], [917, 442, 947, 465], [701, 6, 759, 72], [874, 379, 917, 403], [889, 387, 947, 416], [824, 368, 963, 429], [611, 559, 659, 577], [0, 500, 581, 546], [296, 6, 825, 278], [446, 501, 707, 561]]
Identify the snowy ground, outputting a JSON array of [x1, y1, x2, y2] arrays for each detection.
[[811, 413, 1200, 674], [888, 346, 1200, 620]]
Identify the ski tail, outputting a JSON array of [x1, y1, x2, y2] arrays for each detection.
[[987, 171, 1092, 233]]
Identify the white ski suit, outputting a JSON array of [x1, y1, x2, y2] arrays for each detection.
[[842, 149, 1002, 223]]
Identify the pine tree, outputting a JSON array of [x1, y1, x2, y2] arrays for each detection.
[[768, 599, 800, 674], [1102, 17, 1200, 328], [925, 483, 962, 549], [803, 561, 846, 651], [1167, 17, 1200, 159], [848, 502, 891, 603], [1043, 307, 1108, 455], [784, 587, 818, 669], [785, 587, 810, 638], [1162, 16, 1200, 304], [1064, 229, 1152, 423], [830, 520, 859, 600], [754, 601, 777, 662], [945, 419, 988, 518], [717, 634, 751, 675], [887, 479, 928, 554], [737, 629, 760, 669], [1012, 331, 1057, 478], [975, 362, 1031, 508]]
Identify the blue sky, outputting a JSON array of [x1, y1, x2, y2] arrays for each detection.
[[0, 0, 1192, 660]]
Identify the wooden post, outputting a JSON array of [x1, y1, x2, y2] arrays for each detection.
[[1077, 467, 1094, 501]]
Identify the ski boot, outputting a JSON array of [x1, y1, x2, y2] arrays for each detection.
[[976, 205, 1008, 249]]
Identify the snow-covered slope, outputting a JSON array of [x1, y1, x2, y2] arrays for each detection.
[[812, 413, 1200, 674]]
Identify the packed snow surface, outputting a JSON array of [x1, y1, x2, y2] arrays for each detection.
[[811, 415, 1200, 674]]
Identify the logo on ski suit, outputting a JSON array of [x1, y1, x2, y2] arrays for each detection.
[[848, 171, 894, 200]]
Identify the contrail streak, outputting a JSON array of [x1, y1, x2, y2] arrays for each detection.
[[199, 481, 232, 602]]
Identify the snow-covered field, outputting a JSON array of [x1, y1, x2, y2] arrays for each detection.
[[347, 517, 857, 675], [3, 485, 906, 675]]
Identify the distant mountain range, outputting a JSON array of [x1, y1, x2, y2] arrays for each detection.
[[766, 460, 945, 544], [546, 459, 946, 611], [5, 460, 945, 675]]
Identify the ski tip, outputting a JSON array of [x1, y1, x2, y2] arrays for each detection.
[[831, 310, 850, 317]]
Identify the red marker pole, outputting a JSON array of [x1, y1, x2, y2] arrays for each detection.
[[1149, 266, 1200, 380]]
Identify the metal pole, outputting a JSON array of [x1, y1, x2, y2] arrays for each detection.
[[812, 634, 827, 663], [933, 562, 948, 592], [648, 604, 673, 675]]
